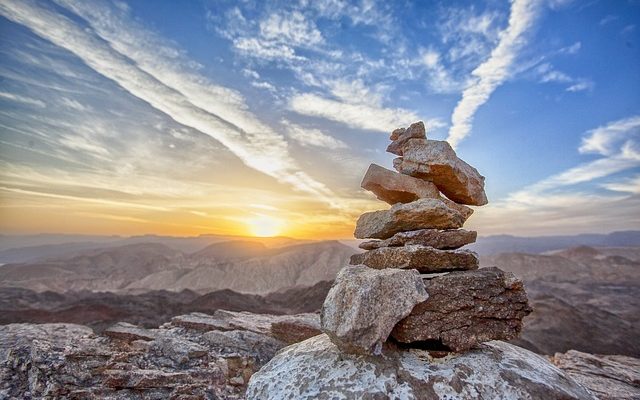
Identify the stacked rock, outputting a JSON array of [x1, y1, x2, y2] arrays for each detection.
[[321, 121, 532, 355]]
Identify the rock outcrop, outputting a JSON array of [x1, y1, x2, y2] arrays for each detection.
[[246, 334, 596, 400], [0, 310, 320, 399], [552, 350, 640, 400]]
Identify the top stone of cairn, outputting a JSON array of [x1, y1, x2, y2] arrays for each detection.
[[393, 137, 488, 206]]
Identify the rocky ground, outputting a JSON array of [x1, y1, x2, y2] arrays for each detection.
[[0, 310, 321, 399], [1, 310, 638, 399]]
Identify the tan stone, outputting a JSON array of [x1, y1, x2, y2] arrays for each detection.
[[361, 163, 440, 204], [359, 228, 477, 250], [350, 245, 479, 272], [394, 139, 488, 206], [354, 198, 469, 239]]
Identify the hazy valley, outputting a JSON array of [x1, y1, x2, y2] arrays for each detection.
[[1, 232, 639, 358]]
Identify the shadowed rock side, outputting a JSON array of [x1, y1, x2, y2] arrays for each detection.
[[246, 334, 596, 400], [392, 267, 531, 351], [0, 310, 321, 399]]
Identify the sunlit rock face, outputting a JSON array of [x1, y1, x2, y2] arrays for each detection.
[[245, 334, 596, 400]]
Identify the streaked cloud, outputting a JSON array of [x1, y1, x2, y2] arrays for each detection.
[[0, 0, 337, 205], [447, 0, 540, 148], [282, 119, 347, 150]]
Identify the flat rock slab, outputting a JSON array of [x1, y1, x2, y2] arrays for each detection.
[[386, 121, 426, 155], [391, 267, 532, 352], [320, 265, 427, 355], [104, 322, 157, 342], [354, 198, 470, 239], [350, 245, 479, 272], [360, 228, 477, 250], [246, 334, 596, 400], [394, 139, 488, 206], [361, 163, 440, 204], [552, 350, 640, 400]]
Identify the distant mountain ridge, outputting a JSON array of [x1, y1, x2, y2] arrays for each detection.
[[469, 230, 640, 255], [0, 240, 353, 295]]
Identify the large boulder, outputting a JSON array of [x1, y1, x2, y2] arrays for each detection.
[[392, 267, 532, 351], [354, 198, 470, 239], [350, 245, 479, 272], [245, 334, 596, 400], [320, 265, 427, 355], [394, 139, 487, 206], [360, 228, 477, 250]]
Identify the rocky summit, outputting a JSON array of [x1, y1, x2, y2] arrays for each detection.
[[245, 121, 594, 399], [246, 334, 596, 400]]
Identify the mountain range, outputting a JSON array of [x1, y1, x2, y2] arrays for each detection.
[[0, 233, 638, 357]]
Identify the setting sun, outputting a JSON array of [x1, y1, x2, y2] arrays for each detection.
[[245, 215, 284, 237]]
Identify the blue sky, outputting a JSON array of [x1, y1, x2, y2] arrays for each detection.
[[0, 0, 638, 238]]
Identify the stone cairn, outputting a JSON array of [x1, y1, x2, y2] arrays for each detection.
[[321, 121, 532, 355]]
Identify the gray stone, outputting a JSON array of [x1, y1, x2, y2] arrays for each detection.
[[394, 139, 488, 205], [360, 228, 477, 250], [350, 245, 479, 272], [104, 322, 156, 342], [391, 267, 532, 352], [245, 334, 596, 400], [354, 198, 469, 239], [320, 265, 427, 355]]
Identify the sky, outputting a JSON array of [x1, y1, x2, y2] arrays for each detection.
[[0, 0, 638, 239]]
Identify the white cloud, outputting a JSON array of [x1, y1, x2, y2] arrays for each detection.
[[566, 81, 593, 92], [602, 175, 640, 194], [447, 0, 541, 148], [0, 91, 46, 107], [559, 41, 581, 55], [289, 93, 420, 132], [260, 11, 324, 47], [485, 115, 640, 231], [420, 49, 463, 93], [579, 115, 640, 156], [0, 0, 337, 204], [282, 119, 347, 149]]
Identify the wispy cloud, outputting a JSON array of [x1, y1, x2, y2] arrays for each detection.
[[0, 91, 46, 107], [472, 115, 640, 235], [0, 0, 337, 204], [281, 119, 347, 150], [447, 0, 541, 148]]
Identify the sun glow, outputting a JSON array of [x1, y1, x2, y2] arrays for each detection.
[[245, 215, 284, 237]]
